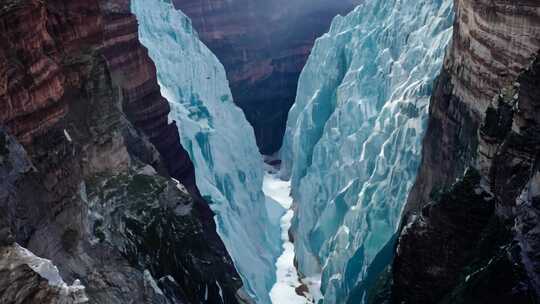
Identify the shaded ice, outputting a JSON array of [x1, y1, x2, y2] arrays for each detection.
[[280, 0, 454, 302], [131, 1, 280, 302]]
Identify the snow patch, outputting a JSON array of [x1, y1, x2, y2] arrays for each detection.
[[144, 270, 164, 296], [264, 172, 322, 304]]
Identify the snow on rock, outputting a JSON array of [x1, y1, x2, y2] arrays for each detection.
[[131, 1, 280, 303], [280, 0, 454, 302], [1, 244, 88, 303]]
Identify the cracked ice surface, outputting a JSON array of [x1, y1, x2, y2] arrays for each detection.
[[280, 0, 454, 302]]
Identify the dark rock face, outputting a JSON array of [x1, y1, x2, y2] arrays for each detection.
[[173, 0, 360, 154], [85, 172, 243, 304], [346, 2, 540, 302], [0, 1, 243, 303], [391, 48, 540, 304], [393, 169, 499, 303], [405, 0, 540, 214], [362, 1, 540, 303]]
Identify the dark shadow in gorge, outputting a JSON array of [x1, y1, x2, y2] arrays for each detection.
[[173, 0, 361, 154]]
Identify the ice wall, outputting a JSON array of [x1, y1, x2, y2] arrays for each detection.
[[280, 0, 454, 302], [131, 1, 280, 302]]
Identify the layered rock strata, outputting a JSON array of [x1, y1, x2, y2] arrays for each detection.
[[387, 0, 540, 302], [0, 1, 244, 303], [406, 0, 540, 213], [98, 0, 198, 189]]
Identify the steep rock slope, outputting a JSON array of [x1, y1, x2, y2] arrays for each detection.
[[131, 1, 280, 303], [0, 130, 88, 303], [279, 0, 454, 303], [0, 1, 244, 303], [405, 0, 540, 213], [387, 0, 540, 302], [392, 54, 540, 304], [172, 0, 360, 153]]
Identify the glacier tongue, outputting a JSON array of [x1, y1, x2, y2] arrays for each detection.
[[280, 0, 454, 302], [131, 1, 280, 303]]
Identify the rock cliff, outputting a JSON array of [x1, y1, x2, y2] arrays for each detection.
[[0, 0, 245, 303], [385, 1, 540, 302], [392, 56, 540, 303], [98, 0, 198, 190]]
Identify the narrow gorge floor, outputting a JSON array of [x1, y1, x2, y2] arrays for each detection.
[[263, 164, 322, 304]]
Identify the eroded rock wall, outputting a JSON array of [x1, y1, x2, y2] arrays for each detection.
[[173, 0, 360, 153], [388, 1, 540, 302], [0, 1, 243, 303]]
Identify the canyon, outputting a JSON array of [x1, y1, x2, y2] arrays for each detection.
[[131, 1, 281, 302], [0, 0, 539, 303], [390, 0, 540, 302], [172, 0, 361, 154]]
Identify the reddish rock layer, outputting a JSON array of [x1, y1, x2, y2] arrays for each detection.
[[0, 0, 196, 189], [447, 0, 540, 114], [98, 0, 197, 188], [0, 1, 242, 303], [0, 1, 101, 144]]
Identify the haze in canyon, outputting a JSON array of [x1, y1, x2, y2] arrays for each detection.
[[0, 0, 539, 304]]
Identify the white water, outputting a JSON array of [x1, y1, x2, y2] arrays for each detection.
[[263, 170, 322, 304]]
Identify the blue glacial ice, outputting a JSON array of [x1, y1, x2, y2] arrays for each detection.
[[280, 0, 454, 302], [131, 1, 280, 302]]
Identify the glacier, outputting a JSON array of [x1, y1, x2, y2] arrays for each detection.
[[280, 0, 454, 302], [131, 1, 280, 303]]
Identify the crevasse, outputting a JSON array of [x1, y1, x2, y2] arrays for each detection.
[[280, 0, 454, 302], [131, 1, 280, 303]]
